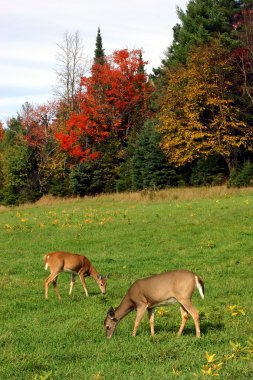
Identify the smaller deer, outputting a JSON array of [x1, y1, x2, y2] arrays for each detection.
[[44, 251, 108, 299], [104, 269, 204, 339]]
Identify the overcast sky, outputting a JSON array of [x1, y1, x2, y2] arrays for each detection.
[[1, 0, 188, 125]]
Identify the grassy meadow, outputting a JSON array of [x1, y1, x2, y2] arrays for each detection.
[[0, 186, 253, 379]]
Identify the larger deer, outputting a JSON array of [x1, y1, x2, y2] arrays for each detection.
[[44, 251, 108, 299], [104, 269, 204, 339]]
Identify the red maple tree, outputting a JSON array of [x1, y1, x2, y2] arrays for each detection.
[[56, 49, 153, 160], [19, 101, 69, 193], [20, 102, 58, 149]]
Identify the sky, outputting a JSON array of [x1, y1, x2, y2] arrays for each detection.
[[1, 0, 188, 125]]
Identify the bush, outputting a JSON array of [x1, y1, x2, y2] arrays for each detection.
[[190, 155, 227, 186], [47, 175, 71, 197], [1, 142, 40, 205], [228, 161, 253, 187], [69, 154, 118, 196], [117, 120, 179, 191]]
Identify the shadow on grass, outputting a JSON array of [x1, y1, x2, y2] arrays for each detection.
[[200, 320, 225, 334], [152, 319, 225, 336]]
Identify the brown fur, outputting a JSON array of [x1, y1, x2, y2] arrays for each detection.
[[104, 269, 204, 339], [44, 251, 108, 299]]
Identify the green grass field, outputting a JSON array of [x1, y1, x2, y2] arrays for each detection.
[[1, 187, 253, 379]]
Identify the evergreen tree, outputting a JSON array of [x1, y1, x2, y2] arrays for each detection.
[[137, 51, 145, 75], [163, 0, 242, 66], [0, 118, 40, 205], [190, 155, 228, 186], [131, 121, 178, 190], [94, 27, 105, 65], [69, 150, 118, 196]]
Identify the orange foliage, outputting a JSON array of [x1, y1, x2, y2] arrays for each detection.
[[20, 102, 58, 148]]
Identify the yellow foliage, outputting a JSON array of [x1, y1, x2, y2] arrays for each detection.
[[172, 367, 182, 376], [205, 352, 216, 363], [226, 305, 246, 317], [158, 39, 253, 168]]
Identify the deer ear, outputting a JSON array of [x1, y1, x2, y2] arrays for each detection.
[[97, 274, 102, 279], [108, 307, 115, 319]]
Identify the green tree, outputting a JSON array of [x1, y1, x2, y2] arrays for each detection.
[[165, 0, 241, 65], [117, 120, 178, 191], [190, 155, 228, 185], [69, 148, 118, 196], [94, 27, 106, 65], [1, 131, 40, 205], [0, 122, 5, 202], [228, 160, 253, 187]]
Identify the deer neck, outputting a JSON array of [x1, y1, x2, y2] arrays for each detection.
[[114, 295, 134, 321], [89, 265, 99, 281]]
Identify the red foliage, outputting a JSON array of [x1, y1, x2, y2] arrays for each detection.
[[232, 46, 251, 65], [56, 49, 153, 161], [233, 6, 253, 30], [20, 102, 58, 149], [0, 121, 5, 141]]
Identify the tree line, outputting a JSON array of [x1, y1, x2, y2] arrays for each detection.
[[1, 0, 253, 205]]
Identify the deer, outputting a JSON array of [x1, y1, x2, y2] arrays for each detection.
[[44, 251, 108, 300], [104, 269, 204, 339]]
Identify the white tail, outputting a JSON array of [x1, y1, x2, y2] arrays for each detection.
[[195, 275, 205, 299], [44, 251, 108, 300], [104, 269, 204, 339], [44, 260, 49, 271]]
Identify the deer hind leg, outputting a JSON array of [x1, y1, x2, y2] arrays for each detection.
[[178, 305, 189, 336], [52, 276, 62, 300], [148, 308, 155, 336], [78, 271, 89, 297], [69, 273, 76, 296], [132, 305, 147, 337], [45, 272, 61, 300], [179, 300, 200, 338]]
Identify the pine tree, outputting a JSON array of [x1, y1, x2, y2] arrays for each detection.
[[94, 27, 105, 65], [164, 0, 242, 66], [137, 51, 145, 75], [131, 121, 178, 190]]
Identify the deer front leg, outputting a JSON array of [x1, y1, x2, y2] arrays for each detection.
[[78, 271, 89, 297], [132, 306, 147, 337], [148, 308, 155, 336], [69, 273, 76, 296]]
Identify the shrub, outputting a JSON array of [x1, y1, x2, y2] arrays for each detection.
[[1, 142, 40, 205], [228, 161, 253, 187], [190, 155, 227, 186]]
